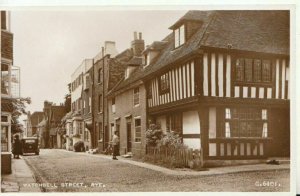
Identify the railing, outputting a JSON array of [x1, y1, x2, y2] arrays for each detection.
[[145, 145, 203, 169]]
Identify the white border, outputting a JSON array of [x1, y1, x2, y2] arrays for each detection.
[[0, 1, 297, 196]]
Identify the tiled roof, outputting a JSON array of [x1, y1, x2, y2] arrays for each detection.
[[109, 10, 289, 95], [201, 11, 289, 55], [143, 10, 289, 79], [126, 56, 143, 65]]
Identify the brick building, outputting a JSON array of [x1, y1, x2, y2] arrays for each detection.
[[107, 32, 146, 157], [26, 111, 44, 137], [92, 41, 129, 152]]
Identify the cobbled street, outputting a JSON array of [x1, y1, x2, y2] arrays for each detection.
[[21, 149, 290, 192]]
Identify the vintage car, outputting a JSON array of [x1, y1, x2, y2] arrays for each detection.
[[21, 137, 39, 155]]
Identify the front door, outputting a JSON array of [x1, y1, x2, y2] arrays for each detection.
[[127, 122, 132, 153]]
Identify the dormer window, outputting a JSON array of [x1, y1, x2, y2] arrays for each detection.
[[125, 68, 130, 79], [144, 53, 150, 66], [174, 24, 185, 48]]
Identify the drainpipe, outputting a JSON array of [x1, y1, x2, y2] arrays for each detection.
[[91, 59, 95, 148], [102, 47, 105, 151]]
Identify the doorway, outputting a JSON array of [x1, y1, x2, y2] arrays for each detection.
[[127, 122, 132, 153]]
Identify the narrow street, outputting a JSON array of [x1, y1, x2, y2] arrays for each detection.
[[21, 149, 289, 192]]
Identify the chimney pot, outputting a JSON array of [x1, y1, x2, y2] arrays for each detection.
[[134, 32, 137, 40], [139, 32, 142, 40]]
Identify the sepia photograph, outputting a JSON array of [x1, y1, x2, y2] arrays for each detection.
[[0, 2, 294, 195]]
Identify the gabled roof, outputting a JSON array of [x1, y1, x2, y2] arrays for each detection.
[[169, 10, 212, 29], [108, 10, 289, 96], [143, 10, 289, 80]]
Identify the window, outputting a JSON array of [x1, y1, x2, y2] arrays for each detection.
[[98, 95, 102, 112], [134, 118, 141, 142], [245, 59, 253, 82], [235, 58, 272, 83], [98, 68, 102, 83], [77, 122, 83, 135], [112, 97, 116, 113], [144, 54, 148, 66], [84, 129, 89, 142], [159, 73, 170, 94], [174, 24, 185, 48], [1, 63, 9, 95], [262, 60, 271, 82], [1, 115, 8, 122], [1, 126, 8, 152], [111, 123, 115, 139], [166, 113, 183, 134], [88, 97, 91, 113], [224, 108, 268, 138], [133, 88, 139, 106], [235, 59, 244, 81], [253, 59, 262, 82], [125, 68, 129, 79], [98, 122, 103, 141]]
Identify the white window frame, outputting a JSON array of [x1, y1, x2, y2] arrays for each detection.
[[133, 87, 140, 107], [134, 116, 142, 143], [112, 97, 116, 113], [174, 24, 185, 48]]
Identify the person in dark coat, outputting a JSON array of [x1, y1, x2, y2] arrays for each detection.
[[12, 135, 22, 159], [111, 131, 120, 160]]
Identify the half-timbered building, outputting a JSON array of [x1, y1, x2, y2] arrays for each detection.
[[143, 11, 290, 165]]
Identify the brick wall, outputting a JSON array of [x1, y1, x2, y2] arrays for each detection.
[[108, 82, 147, 157], [1, 30, 13, 60]]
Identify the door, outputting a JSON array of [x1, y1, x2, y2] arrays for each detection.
[[269, 108, 290, 157], [127, 122, 132, 153]]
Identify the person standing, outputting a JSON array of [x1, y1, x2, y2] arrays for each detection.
[[12, 135, 22, 159], [112, 130, 119, 160]]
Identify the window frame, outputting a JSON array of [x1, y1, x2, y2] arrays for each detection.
[[133, 87, 140, 107], [98, 94, 103, 113], [223, 107, 268, 138], [174, 24, 186, 49], [112, 97, 116, 113], [98, 68, 102, 84], [159, 72, 170, 95], [234, 57, 272, 85], [134, 117, 142, 143]]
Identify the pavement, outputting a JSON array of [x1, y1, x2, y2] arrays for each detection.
[[1, 156, 41, 193], [63, 149, 290, 176]]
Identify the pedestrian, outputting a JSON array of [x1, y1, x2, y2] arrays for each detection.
[[12, 135, 22, 159], [111, 130, 119, 160]]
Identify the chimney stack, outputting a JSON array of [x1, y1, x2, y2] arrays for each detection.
[[131, 31, 145, 57]]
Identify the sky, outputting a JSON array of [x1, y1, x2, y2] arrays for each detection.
[[10, 10, 187, 113]]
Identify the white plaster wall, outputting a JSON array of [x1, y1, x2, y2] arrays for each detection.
[[156, 115, 167, 132], [182, 110, 200, 134], [209, 107, 216, 138], [183, 138, 200, 150]]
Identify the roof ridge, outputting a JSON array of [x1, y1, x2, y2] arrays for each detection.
[[197, 11, 217, 49]]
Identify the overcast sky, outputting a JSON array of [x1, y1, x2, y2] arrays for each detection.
[[11, 10, 187, 113]]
